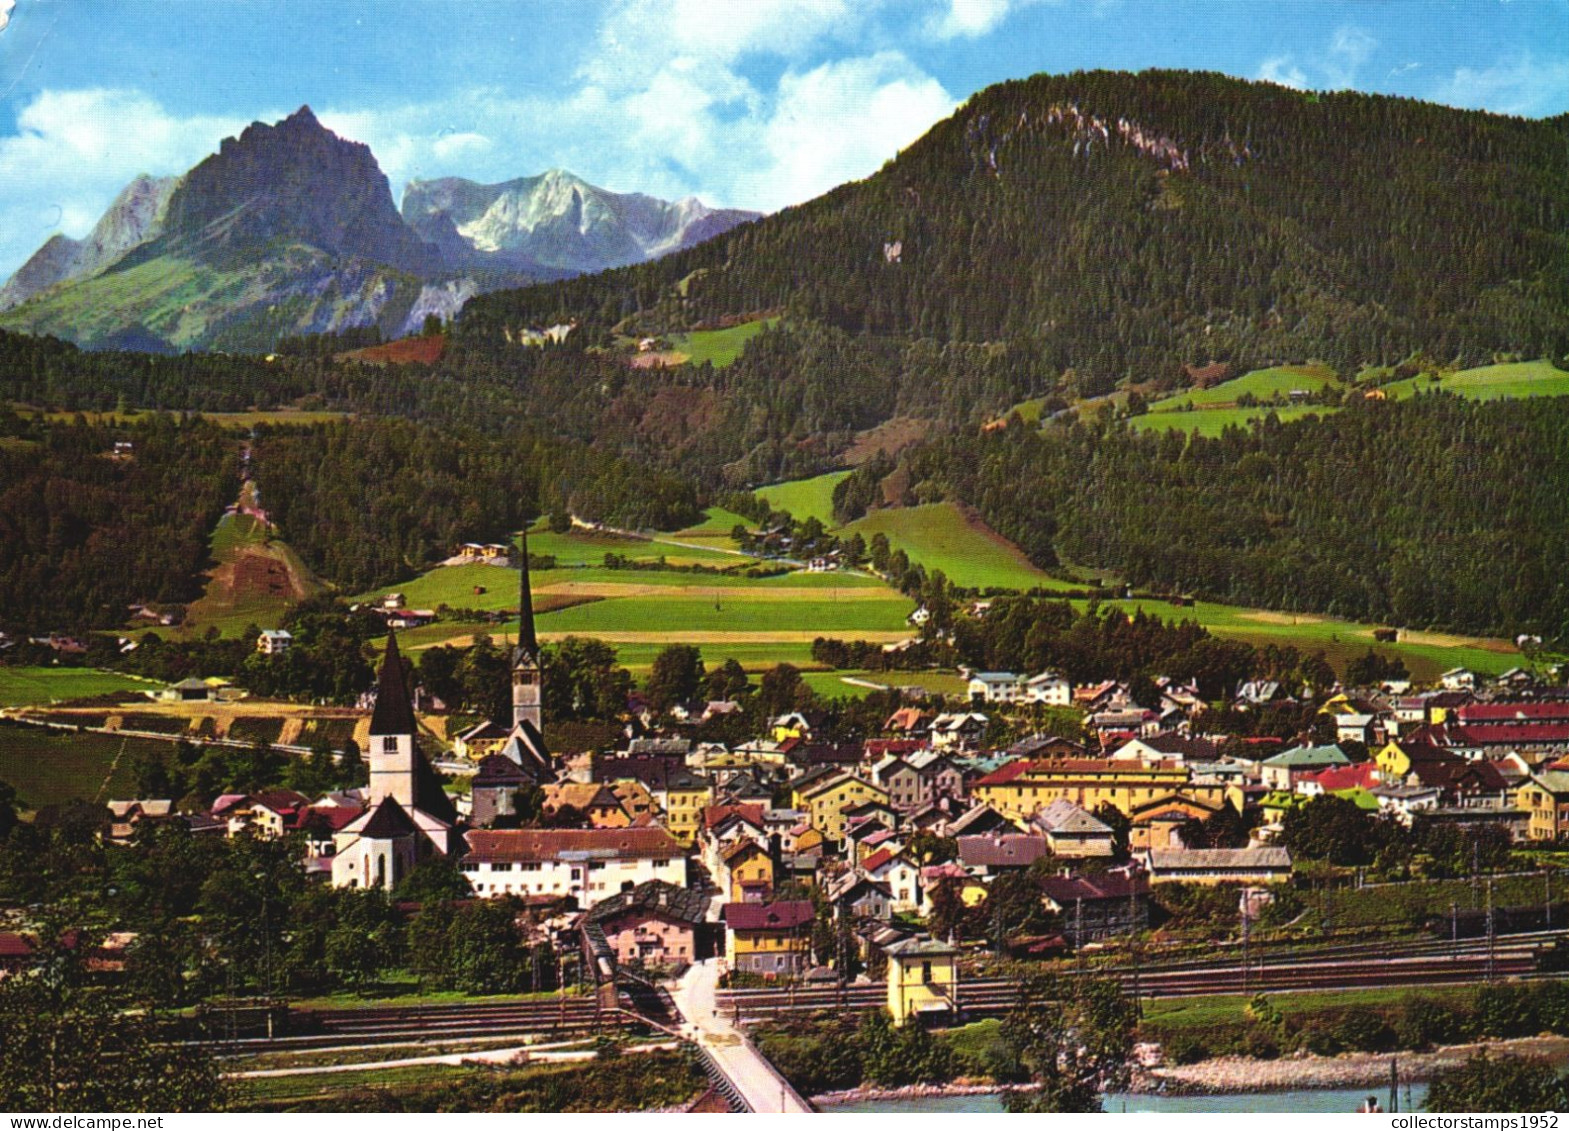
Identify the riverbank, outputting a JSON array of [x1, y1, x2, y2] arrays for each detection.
[[1138, 1035, 1569, 1095], [811, 1035, 1569, 1107]]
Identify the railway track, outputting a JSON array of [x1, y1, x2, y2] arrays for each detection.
[[203, 995, 624, 1053], [716, 950, 1542, 1023]]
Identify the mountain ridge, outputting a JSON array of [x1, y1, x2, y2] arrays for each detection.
[[0, 108, 759, 351]]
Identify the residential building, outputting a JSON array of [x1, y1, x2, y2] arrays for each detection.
[[971, 758, 1226, 822], [460, 827, 686, 904], [583, 880, 709, 969], [957, 833, 1049, 876], [885, 937, 959, 1025], [968, 671, 1024, 703], [1145, 846, 1293, 885], [1037, 871, 1151, 944], [256, 629, 293, 655], [1031, 799, 1115, 857], [793, 772, 891, 843], [723, 900, 814, 975]]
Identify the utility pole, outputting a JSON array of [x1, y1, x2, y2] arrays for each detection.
[[1486, 878, 1497, 983], [1546, 866, 1554, 930]]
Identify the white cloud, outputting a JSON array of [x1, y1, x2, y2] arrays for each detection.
[[1432, 53, 1569, 117], [0, 89, 249, 276], [0, 0, 14, 34], [1325, 25, 1376, 88], [747, 52, 957, 206], [927, 0, 1014, 40], [1258, 56, 1307, 90]]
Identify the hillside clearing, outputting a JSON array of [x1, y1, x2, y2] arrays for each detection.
[[756, 471, 852, 528], [841, 502, 1070, 591]]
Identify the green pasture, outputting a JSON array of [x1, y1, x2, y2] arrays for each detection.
[[1380, 359, 1569, 402], [535, 593, 914, 636], [842, 502, 1071, 591], [0, 726, 163, 808], [1081, 596, 1516, 681], [526, 524, 736, 566], [0, 667, 155, 708], [756, 470, 852, 527], [670, 317, 778, 367], [1130, 404, 1341, 436], [1148, 364, 1341, 413]]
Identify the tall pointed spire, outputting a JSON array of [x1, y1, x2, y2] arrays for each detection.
[[515, 525, 537, 663], [369, 627, 416, 737]]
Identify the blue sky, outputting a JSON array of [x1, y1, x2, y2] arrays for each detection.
[[0, 0, 1564, 277]]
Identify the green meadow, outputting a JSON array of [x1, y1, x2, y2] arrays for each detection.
[[841, 502, 1072, 591], [1147, 364, 1341, 412], [0, 726, 161, 808], [1380, 358, 1569, 402], [1082, 596, 1515, 681], [669, 317, 778, 367], [1131, 404, 1339, 436], [0, 667, 156, 708], [756, 470, 852, 527]]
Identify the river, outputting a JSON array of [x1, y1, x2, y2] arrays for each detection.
[[828, 1084, 1429, 1114]]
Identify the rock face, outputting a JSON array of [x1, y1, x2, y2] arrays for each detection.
[[402, 170, 760, 273], [144, 107, 437, 274], [0, 174, 180, 311]]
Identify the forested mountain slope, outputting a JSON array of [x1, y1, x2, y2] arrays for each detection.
[[463, 70, 1569, 395]]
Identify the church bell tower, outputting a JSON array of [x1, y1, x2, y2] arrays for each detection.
[[512, 527, 542, 733]]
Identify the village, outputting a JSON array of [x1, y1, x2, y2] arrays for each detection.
[[9, 540, 1569, 1007]]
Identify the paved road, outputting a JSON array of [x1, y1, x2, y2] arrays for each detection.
[[671, 960, 814, 1114]]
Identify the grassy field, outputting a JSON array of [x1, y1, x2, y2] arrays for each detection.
[[669, 317, 778, 367], [1147, 364, 1341, 413], [0, 725, 163, 808], [1081, 596, 1516, 681], [0, 667, 156, 708], [526, 525, 737, 567], [1380, 359, 1569, 402], [1138, 984, 1480, 1033], [842, 502, 1073, 591], [671, 506, 752, 552], [756, 470, 852, 527], [1131, 404, 1341, 436]]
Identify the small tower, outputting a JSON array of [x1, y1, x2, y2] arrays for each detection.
[[367, 629, 418, 809], [512, 527, 543, 734]]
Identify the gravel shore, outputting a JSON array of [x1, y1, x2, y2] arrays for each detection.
[[1138, 1036, 1569, 1095]]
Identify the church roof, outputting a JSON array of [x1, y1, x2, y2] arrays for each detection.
[[413, 748, 459, 825], [369, 630, 418, 737], [357, 795, 420, 839], [502, 719, 550, 777]]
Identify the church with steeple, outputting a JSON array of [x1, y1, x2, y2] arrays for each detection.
[[331, 630, 459, 890], [499, 527, 550, 777]]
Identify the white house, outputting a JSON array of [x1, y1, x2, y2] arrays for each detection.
[[1024, 671, 1072, 706], [460, 827, 687, 904], [256, 629, 293, 655], [968, 671, 1024, 703], [1439, 668, 1477, 692]]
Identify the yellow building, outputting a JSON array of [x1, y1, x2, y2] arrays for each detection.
[[722, 839, 776, 902], [885, 937, 960, 1026], [972, 758, 1225, 822], [659, 772, 714, 846], [1519, 770, 1569, 841], [794, 773, 891, 843], [724, 900, 814, 975]]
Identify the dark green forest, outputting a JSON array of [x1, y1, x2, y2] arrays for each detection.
[[876, 394, 1569, 638], [0, 417, 233, 632]]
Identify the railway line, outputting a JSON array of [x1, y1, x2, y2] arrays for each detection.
[[715, 946, 1547, 1024]]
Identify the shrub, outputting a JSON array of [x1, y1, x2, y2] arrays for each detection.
[[1162, 1034, 1210, 1065], [1396, 998, 1467, 1051], [1332, 1007, 1397, 1053]]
